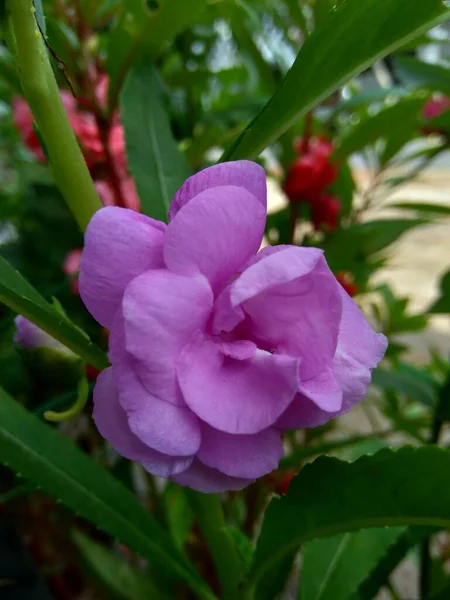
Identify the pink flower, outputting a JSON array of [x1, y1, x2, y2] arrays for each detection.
[[14, 315, 71, 353], [95, 178, 140, 212], [423, 96, 450, 120], [63, 248, 83, 295], [13, 94, 104, 168], [79, 161, 387, 492]]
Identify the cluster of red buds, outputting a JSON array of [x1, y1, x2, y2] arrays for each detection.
[[283, 136, 341, 232]]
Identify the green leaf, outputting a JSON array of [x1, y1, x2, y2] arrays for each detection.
[[164, 483, 193, 550], [250, 447, 450, 589], [107, 0, 208, 112], [372, 364, 439, 408], [299, 528, 405, 600], [334, 96, 426, 161], [73, 529, 170, 600], [121, 64, 191, 222], [0, 387, 215, 600], [33, 0, 46, 37], [0, 255, 108, 370], [429, 269, 450, 314], [357, 526, 436, 600], [394, 57, 450, 95], [390, 201, 450, 216], [313, 0, 344, 27], [322, 219, 427, 270], [222, 0, 449, 160]]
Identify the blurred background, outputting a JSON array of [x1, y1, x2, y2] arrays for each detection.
[[0, 1, 449, 599]]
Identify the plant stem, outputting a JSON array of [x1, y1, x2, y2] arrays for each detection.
[[420, 368, 450, 598], [185, 490, 247, 600], [7, 0, 102, 231]]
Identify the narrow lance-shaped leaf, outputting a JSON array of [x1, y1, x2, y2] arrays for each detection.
[[107, 0, 208, 112], [222, 0, 449, 160], [0, 387, 215, 600], [0, 255, 107, 370], [121, 64, 191, 222], [73, 529, 171, 600], [250, 447, 450, 588], [299, 528, 405, 600]]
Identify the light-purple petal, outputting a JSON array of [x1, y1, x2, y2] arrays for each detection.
[[80, 207, 166, 328], [169, 160, 267, 221], [164, 186, 266, 291], [197, 423, 283, 479], [170, 459, 252, 493], [177, 332, 299, 434], [122, 269, 213, 406]]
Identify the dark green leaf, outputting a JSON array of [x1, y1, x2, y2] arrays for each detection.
[[390, 201, 450, 216], [328, 161, 355, 216], [0, 255, 108, 370], [107, 0, 208, 112], [300, 528, 404, 600], [222, 0, 449, 160], [121, 64, 191, 222], [164, 484, 193, 550], [33, 0, 46, 37], [394, 57, 450, 95], [357, 526, 437, 600], [251, 447, 450, 588], [73, 530, 169, 600], [334, 97, 426, 161], [372, 365, 439, 408], [0, 387, 215, 600], [429, 269, 450, 314]]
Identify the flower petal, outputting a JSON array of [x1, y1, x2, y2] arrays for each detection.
[[142, 455, 193, 478], [169, 160, 267, 221], [112, 359, 201, 457], [80, 207, 165, 328], [93, 367, 192, 478], [214, 246, 342, 379], [122, 270, 213, 405], [276, 290, 387, 429], [164, 186, 266, 291], [178, 332, 299, 434], [275, 367, 342, 428], [337, 286, 388, 369], [197, 424, 283, 478], [170, 459, 252, 493]]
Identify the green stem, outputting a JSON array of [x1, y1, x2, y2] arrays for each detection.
[[420, 368, 450, 598], [7, 0, 102, 231], [185, 490, 248, 600]]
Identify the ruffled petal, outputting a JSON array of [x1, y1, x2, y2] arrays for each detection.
[[337, 285, 388, 368], [276, 290, 387, 429], [80, 207, 166, 328], [214, 246, 342, 379], [93, 368, 192, 477], [142, 455, 193, 478], [169, 160, 267, 221], [177, 332, 299, 434], [122, 270, 213, 405], [275, 367, 342, 429], [113, 360, 201, 457], [197, 424, 283, 478], [164, 186, 266, 291], [170, 459, 252, 493]]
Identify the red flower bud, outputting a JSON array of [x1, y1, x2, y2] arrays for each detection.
[[310, 194, 341, 232], [284, 136, 338, 203], [336, 271, 358, 297]]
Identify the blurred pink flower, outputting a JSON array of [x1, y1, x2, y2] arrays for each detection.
[[423, 96, 450, 120], [79, 161, 387, 493], [63, 248, 83, 295]]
